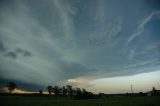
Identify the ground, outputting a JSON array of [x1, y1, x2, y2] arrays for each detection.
[[0, 96, 160, 106]]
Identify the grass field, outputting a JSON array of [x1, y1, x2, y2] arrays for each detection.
[[0, 96, 160, 106]]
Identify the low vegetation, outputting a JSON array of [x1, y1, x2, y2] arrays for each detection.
[[0, 96, 160, 106]]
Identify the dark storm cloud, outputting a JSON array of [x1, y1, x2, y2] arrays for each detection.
[[15, 48, 24, 53], [4, 51, 17, 59], [2, 48, 32, 59], [145, 0, 160, 9], [15, 48, 32, 57], [0, 41, 6, 52], [23, 51, 32, 57], [56, 60, 97, 79], [0, 0, 160, 89], [0, 78, 45, 92]]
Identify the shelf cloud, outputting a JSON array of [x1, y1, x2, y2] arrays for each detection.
[[0, 0, 160, 90]]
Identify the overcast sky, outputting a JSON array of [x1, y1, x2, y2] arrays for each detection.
[[0, 0, 160, 93]]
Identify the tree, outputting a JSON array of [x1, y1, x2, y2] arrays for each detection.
[[62, 86, 67, 96], [75, 88, 82, 97], [53, 86, 60, 96], [47, 85, 53, 96], [66, 85, 73, 96], [82, 88, 87, 96], [39, 90, 43, 95], [6, 82, 17, 94], [152, 86, 156, 91], [152, 86, 157, 93]]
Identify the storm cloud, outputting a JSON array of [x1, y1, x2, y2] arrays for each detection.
[[0, 0, 160, 90], [0, 41, 6, 52]]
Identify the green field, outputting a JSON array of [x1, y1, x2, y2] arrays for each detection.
[[0, 96, 160, 106]]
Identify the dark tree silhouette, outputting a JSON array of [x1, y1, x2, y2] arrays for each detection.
[[82, 88, 87, 96], [46, 85, 94, 98], [152, 86, 157, 93], [72, 88, 77, 96], [39, 90, 43, 95], [47, 85, 53, 96], [66, 85, 73, 96], [76, 87, 82, 97], [62, 86, 67, 96], [6, 82, 17, 94], [53, 86, 60, 96], [152, 86, 156, 91]]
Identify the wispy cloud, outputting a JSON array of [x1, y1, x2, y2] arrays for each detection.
[[127, 11, 160, 43], [52, 0, 75, 40]]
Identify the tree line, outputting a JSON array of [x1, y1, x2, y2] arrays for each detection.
[[46, 85, 93, 98], [6, 82, 94, 99]]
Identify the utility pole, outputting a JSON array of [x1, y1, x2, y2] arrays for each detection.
[[131, 85, 133, 94]]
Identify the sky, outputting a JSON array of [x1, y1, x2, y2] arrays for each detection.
[[0, 0, 160, 93]]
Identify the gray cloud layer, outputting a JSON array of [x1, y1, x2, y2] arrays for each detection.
[[0, 0, 160, 88]]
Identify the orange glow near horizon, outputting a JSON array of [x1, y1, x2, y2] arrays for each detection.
[[0, 87, 48, 94]]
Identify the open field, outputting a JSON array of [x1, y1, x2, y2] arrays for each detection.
[[0, 96, 160, 106]]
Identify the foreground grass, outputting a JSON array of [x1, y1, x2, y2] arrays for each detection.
[[0, 96, 160, 106]]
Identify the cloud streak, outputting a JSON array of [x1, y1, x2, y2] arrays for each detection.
[[127, 11, 160, 43]]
